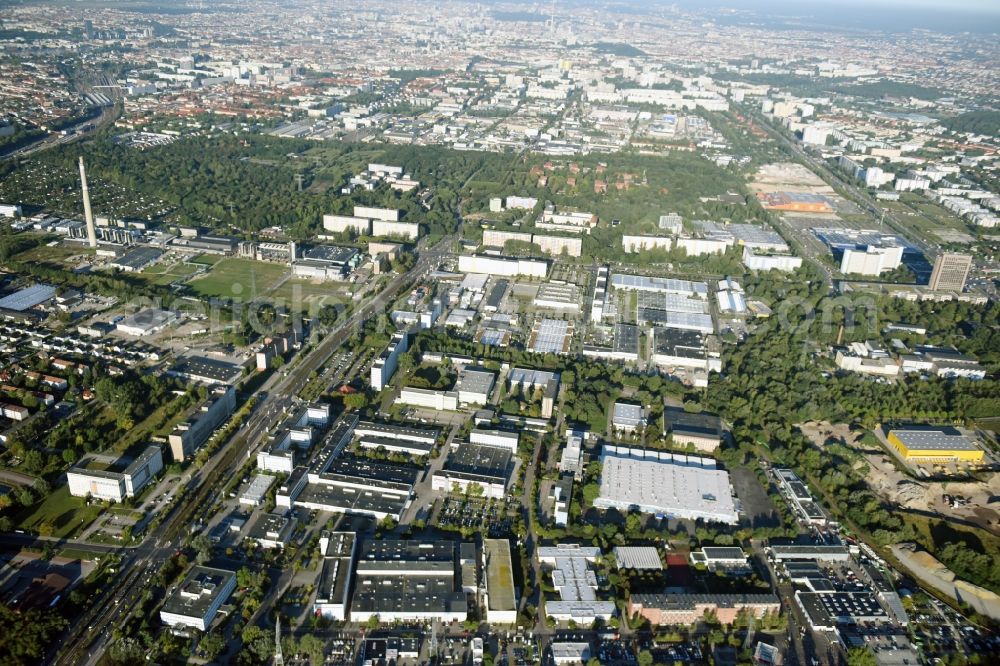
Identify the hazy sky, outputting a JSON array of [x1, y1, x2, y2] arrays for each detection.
[[691, 0, 1000, 9]]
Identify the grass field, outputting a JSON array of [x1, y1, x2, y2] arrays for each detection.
[[18, 486, 104, 539], [188, 258, 287, 299], [189, 254, 225, 266], [141, 261, 202, 286], [883, 196, 971, 244], [266, 279, 348, 311], [13, 241, 94, 267]]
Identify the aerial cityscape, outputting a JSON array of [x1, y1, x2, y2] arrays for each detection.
[[0, 1, 998, 665]]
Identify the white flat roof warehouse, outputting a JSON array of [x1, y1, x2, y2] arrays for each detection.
[[595, 446, 738, 524]]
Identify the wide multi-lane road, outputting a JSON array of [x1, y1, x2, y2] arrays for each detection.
[[55, 235, 453, 665]]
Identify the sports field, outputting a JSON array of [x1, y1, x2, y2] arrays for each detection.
[[266, 279, 349, 312], [188, 258, 288, 299], [141, 260, 203, 285]]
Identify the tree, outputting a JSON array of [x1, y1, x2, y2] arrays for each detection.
[[366, 614, 381, 630], [300, 634, 325, 666], [200, 631, 225, 660], [846, 647, 878, 666], [192, 534, 212, 565], [637, 650, 654, 666], [0, 602, 68, 663]]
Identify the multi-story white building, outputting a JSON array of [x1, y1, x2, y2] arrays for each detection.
[[323, 214, 371, 235], [354, 205, 399, 221], [371, 331, 409, 391], [458, 255, 548, 278], [67, 445, 164, 502], [372, 220, 420, 240], [840, 245, 904, 276], [159, 566, 237, 631]]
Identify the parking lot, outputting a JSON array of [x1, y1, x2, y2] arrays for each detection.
[[433, 495, 518, 537]]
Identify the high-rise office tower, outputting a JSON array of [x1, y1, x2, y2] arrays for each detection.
[[928, 253, 972, 292]]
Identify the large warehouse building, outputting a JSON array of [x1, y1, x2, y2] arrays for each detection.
[[886, 427, 984, 464], [595, 445, 738, 523]]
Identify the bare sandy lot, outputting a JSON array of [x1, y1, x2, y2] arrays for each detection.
[[798, 421, 1000, 536]]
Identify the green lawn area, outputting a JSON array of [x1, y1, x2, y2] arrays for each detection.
[[266, 279, 348, 312], [18, 486, 104, 538], [189, 254, 225, 266], [56, 547, 101, 561], [141, 261, 202, 286], [13, 241, 94, 266], [188, 258, 287, 299]]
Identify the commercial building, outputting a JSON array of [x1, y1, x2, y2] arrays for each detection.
[[116, 308, 178, 336], [590, 265, 609, 322], [928, 253, 972, 292], [612, 402, 645, 432], [292, 245, 362, 281], [432, 442, 513, 499], [507, 367, 559, 419], [614, 546, 662, 570], [559, 433, 584, 478], [239, 474, 276, 507], [315, 531, 357, 620], [454, 367, 496, 405], [527, 318, 573, 354], [539, 544, 616, 623], [292, 457, 416, 521], [159, 566, 237, 631], [469, 428, 520, 453], [663, 407, 724, 452], [167, 356, 243, 385], [0, 284, 56, 312], [610, 274, 709, 298], [458, 255, 549, 278], [110, 247, 163, 272], [651, 328, 721, 374], [628, 593, 780, 626], [355, 421, 440, 456], [742, 247, 803, 272], [551, 643, 591, 665], [770, 545, 850, 562], [256, 403, 332, 473], [595, 445, 738, 524], [840, 245, 904, 276], [757, 192, 833, 213], [690, 547, 750, 573], [483, 539, 518, 624], [795, 591, 888, 632], [551, 475, 572, 526], [371, 331, 409, 392], [534, 282, 582, 311], [397, 387, 459, 411], [246, 511, 296, 549], [67, 445, 164, 502], [168, 385, 237, 463], [351, 540, 468, 623], [886, 427, 984, 464]]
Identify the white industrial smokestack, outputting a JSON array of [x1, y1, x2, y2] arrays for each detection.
[[78, 157, 97, 248]]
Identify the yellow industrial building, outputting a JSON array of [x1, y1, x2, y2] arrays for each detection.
[[887, 428, 984, 464]]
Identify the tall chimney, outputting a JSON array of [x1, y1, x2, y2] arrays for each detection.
[[79, 157, 97, 248]]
